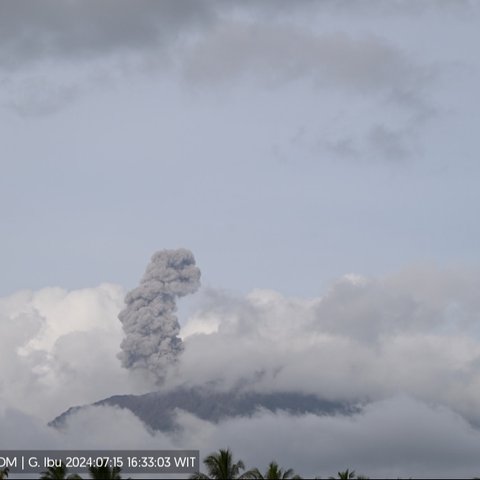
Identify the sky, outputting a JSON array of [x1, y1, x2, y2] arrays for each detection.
[[1, 0, 480, 297], [2, 1, 480, 478]]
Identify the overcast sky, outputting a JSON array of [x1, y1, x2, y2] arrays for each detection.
[[2, 1, 480, 478], [2, 0, 480, 297]]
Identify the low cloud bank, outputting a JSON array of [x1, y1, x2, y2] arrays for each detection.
[[177, 266, 480, 427], [0, 283, 150, 421], [2, 396, 480, 479], [1, 264, 480, 477]]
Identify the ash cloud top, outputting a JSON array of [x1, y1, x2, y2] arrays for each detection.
[[118, 248, 200, 382]]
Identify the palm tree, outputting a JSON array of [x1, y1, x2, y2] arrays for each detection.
[[88, 465, 122, 479], [329, 470, 368, 480], [245, 461, 301, 479], [40, 463, 82, 479], [0, 468, 8, 480], [190, 448, 255, 479], [338, 470, 355, 480]]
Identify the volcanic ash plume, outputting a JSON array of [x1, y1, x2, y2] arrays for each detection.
[[118, 248, 200, 381]]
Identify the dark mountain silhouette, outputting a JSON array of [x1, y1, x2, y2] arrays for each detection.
[[50, 386, 359, 432]]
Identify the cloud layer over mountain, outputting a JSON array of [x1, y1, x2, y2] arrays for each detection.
[[2, 265, 480, 477]]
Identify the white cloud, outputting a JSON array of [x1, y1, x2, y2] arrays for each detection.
[[175, 267, 480, 425], [2, 265, 480, 477], [0, 283, 151, 421], [174, 395, 480, 479], [3, 396, 480, 478]]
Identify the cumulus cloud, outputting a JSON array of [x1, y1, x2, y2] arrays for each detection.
[[187, 395, 480, 479], [174, 266, 480, 426], [3, 264, 480, 477], [0, 283, 149, 421]]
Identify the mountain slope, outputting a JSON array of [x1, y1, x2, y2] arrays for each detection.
[[50, 386, 359, 432]]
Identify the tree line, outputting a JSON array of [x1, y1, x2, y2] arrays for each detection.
[[0, 448, 403, 479]]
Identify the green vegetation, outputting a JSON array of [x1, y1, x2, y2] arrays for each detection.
[[88, 465, 123, 479], [37, 462, 126, 480], [40, 463, 82, 479], [191, 449, 368, 480], [190, 448, 256, 479], [329, 469, 369, 479], [244, 460, 301, 479], [5, 448, 467, 479]]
